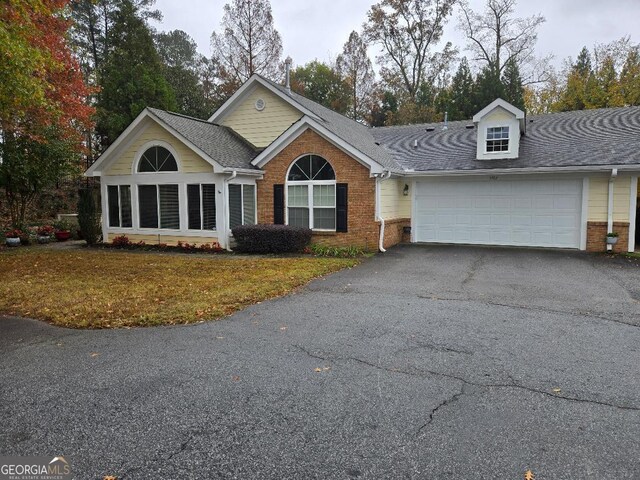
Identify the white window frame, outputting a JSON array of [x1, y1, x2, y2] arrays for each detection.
[[187, 183, 217, 232], [138, 184, 180, 231], [228, 183, 256, 229], [107, 185, 133, 229], [485, 126, 510, 154], [285, 156, 336, 231], [133, 140, 181, 174]]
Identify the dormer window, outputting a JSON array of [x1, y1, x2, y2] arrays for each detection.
[[486, 126, 510, 153]]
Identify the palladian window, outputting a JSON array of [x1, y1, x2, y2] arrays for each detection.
[[286, 155, 336, 230]]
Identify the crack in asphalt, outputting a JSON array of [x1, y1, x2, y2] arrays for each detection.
[[416, 385, 466, 435], [461, 254, 486, 286], [291, 345, 640, 413], [416, 296, 640, 329]]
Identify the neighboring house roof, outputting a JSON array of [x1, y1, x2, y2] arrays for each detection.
[[148, 109, 260, 170], [260, 77, 403, 172], [371, 106, 640, 172]]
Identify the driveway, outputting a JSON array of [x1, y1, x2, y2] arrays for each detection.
[[1, 245, 640, 479]]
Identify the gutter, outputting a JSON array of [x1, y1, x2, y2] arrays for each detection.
[[222, 170, 238, 251], [607, 168, 618, 251], [375, 171, 392, 252], [400, 165, 640, 177]]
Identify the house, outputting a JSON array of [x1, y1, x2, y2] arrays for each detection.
[[85, 74, 640, 253]]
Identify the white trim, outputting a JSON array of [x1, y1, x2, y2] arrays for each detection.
[[473, 98, 525, 122], [251, 116, 385, 174], [410, 179, 416, 243], [401, 165, 640, 177], [580, 177, 589, 251], [207, 75, 320, 124], [629, 177, 638, 252], [132, 140, 181, 174]]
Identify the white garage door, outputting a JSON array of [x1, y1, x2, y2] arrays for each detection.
[[414, 177, 583, 248]]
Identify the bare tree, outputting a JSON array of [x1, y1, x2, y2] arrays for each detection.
[[211, 0, 283, 83], [459, 0, 548, 84], [336, 31, 376, 122], [363, 0, 457, 100]]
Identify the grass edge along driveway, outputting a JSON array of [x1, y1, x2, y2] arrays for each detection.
[[0, 248, 359, 328]]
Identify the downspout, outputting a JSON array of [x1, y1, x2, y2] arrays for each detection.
[[607, 168, 617, 252], [375, 170, 392, 253], [223, 170, 238, 251]]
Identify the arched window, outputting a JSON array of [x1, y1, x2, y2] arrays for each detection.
[[286, 155, 336, 230], [138, 146, 178, 172]]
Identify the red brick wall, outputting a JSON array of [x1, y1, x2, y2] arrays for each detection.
[[382, 218, 411, 249], [586, 221, 629, 253], [256, 129, 386, 251]]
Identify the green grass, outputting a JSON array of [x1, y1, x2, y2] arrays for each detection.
[[0, 248, 358, 328]]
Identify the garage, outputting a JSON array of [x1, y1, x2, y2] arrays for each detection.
[[413, 177, 583, 248]]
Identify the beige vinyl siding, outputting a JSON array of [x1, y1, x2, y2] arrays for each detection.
[[588, 176, 631, 222], [221, 85, 301, 148], [380, 178, 411, 219], [105, 121, 213, 176], [106, 233, 218, 246]]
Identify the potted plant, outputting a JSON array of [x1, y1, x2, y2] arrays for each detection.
[[606, 232, 619, 245], [5, 229, 23, 247], [36, 225, 55, 244], [53, 219, 72, 241]]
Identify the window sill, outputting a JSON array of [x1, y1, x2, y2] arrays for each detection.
[[311, 230, 338, 236]]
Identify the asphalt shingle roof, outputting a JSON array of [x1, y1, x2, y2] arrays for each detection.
[[262, 77, 403, 172], [149, 108, 259, 170], [371, 106, 640, 172]]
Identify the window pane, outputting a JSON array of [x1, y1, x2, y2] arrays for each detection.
[[202, 184, 217, 230], [187, 184, 201, 230], [311, 155, 335, 180], [288, 185, 308, 207], [313, 184, 335, 207], [288, 207, 309, 228], [139, 185, 158, 228], [243, 185, 255, 225], [159, 184, 179, 229], [138, 146, 177, 172], [120, 185, 132, 228], [107, 185, 120, 227], [229, 184, 242, 229], [313, 208, 336, 230]]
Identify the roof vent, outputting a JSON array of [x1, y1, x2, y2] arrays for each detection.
[[442, 111, 448, 130], [284, 56, 292, 95], [413, 139, 418, 149], [426, 126, 435, 132], [374, 141, 380, 146], [465, 124, 474, 129]]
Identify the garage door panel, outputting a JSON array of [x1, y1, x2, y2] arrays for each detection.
[[414, 178, 582, 249]]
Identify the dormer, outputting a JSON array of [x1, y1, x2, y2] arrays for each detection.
[[472, 99, 526, 160]]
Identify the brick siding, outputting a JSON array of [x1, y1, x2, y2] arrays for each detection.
[[586, 221, 629, 253]]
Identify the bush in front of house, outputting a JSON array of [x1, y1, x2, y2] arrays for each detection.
[[232, 224, 312, 254]]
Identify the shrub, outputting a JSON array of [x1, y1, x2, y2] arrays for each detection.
[[112, 235, 131, 248], [36, 225, 55, 236], [77, 188, 101, 245], [232, 224, 312, 254], [53, 219, 72, 232]]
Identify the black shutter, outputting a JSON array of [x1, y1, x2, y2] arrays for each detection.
[[336, 183, 348, 233], [273, 184, 284, 225]]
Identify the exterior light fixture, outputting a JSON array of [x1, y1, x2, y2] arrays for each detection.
[[403, 184, 409, 196]]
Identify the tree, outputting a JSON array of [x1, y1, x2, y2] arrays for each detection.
[[501, 58, 525, 110], [439, 58, 476, 120], [336, 31, 375, 122], [96, 0, 175, 148], [363, 0, 457, 101], [211, 0, 283, 83], [556, 47, 593, 111], [155, 30, 215, 118], [459, 0, 547, 84], [0, 0, 94, 225], [290, 61, 350, 115], [620, 47, 640, 106], [367, 89, 399, 127]]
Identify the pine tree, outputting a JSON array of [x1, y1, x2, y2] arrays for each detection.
[[474, 66, 504, 111], [442, 58, 475, 120], [96, 0, 175, 148], [620, 47, 640, 106], [501, 58, 525, 110]]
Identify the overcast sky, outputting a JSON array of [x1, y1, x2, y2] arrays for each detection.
[[151, 0, 638, 72]]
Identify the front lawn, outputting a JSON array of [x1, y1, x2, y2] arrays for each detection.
[[0, 248, 358, 328]]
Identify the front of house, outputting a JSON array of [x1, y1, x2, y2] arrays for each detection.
[[86, 74, 640, 253]]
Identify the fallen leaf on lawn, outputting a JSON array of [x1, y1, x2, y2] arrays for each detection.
[[90, 352, 100, 357], [552, 388, 561, 393], [524, 470, 535, 480], [216, 336, 224, 339], [279, 326, 287, 331], [314, 368, 322, 372], [232, 376, 240, 382], [103, 476, 118, 480]]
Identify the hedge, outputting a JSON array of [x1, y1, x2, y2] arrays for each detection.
[[232, 224, 312, 253]]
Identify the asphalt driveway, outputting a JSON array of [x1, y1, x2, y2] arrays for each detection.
[[1, 245, 640, 479]]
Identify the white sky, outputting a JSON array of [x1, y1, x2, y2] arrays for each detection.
[[151, 0, 638, 72]]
